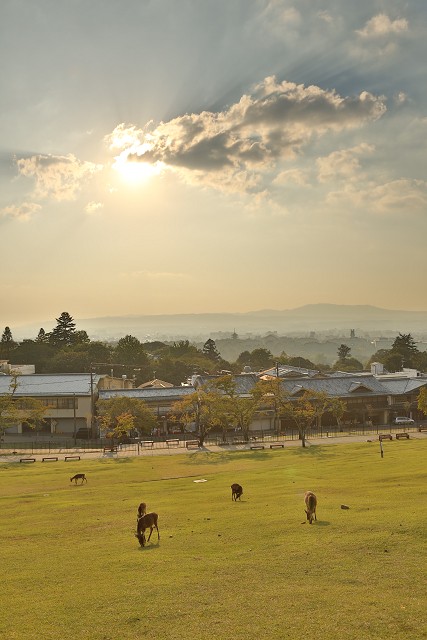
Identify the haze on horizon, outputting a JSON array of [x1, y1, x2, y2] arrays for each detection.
[[1, 0, 427, 328]]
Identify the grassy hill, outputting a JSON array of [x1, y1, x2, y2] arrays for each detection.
[[1, 442, 426, 639]]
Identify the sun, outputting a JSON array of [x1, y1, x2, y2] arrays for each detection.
[[118, 161, 155, 183], [112, 148, 161, 183]]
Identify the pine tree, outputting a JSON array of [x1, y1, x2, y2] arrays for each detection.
[[36, 328, 48, 343], [0, 327, 16, 358], [337, 344, 351, 360], [49, 312, 76, 347], [202, 339, 220, 362]]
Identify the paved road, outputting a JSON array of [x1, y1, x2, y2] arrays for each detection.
[[1, 431, 426, 463]]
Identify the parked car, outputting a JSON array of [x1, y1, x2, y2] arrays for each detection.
[[168, 427, 182, 434], [75, 427, 91, 439], [394, 417, 415, 425]]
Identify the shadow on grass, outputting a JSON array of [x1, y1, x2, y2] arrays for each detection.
[[137, 542, 160, 551], [186, 450, 271, 465], [314, 520, 330, 527], [290, 444, 335, 458]]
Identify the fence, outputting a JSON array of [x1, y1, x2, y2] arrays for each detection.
[[1, 422, 424, 455]]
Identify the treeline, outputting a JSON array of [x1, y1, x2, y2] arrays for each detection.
[[2, 315, 426, 385], [366, 333, 427, 373]]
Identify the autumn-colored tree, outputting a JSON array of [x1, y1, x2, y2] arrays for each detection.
[[97, 396, 157, 437], [0, 373, 52, 446], [418, 387, 427, 417], [171, 387, 218, 446], [281, 389, 330, 447], [256, 377, 290, 432], [328, 397, 347, 431]]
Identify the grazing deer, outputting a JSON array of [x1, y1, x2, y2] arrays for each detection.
[[231, 483, 243, 501], [135, 512, 160, 547], [137, 502, 147, 521], [303, 491, 317, 524], [70, 474, 87, 484]]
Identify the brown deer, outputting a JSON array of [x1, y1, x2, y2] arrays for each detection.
[[231, 483, 243, 501], [70, 474, 87, 484], [303, 491, 317, 524], [137, 502, 147, 521], [135, 512, 160, 547]]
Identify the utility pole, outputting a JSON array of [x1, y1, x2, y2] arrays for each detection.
[[73, 393, 77, 444]]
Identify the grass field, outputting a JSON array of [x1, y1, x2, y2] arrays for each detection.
[[1, 440, 427, 639]]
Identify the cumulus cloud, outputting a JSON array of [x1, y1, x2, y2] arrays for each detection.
[[357, 14, 408, 38], [395, 92, 407, 105], [85, 202, 104, 214], [0, 202, 41, 220], [274, 169, 310, 186], [113, 77, 385, 193], [317, 143, 375, 183], [327, 179, 427, 212], [105, 123, 145, 149], [16, 154, 102, 200]]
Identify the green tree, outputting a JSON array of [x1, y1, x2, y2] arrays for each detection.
[[97, 396, 157, 437], [36, 328, 48, 343], [9, 339, 56, 373], [236, 351, 251, 365], [333, 357, 363, 371], [49, 312, 77, 347], [1, 326, 16, 359], [288, 356, 317, 369], [168, 340, 198, 358], [114, 335, 153, 384], [337, 344, 351, 360], [202, 339, 221, 362], [249, 348, 273, 370]]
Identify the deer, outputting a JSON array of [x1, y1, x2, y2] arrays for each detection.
[[303, 491, 317, 524], [137, 502, 147, 521], [135, 512, 160, 547], [231, 483, 243, 501], [70, 474, 87, 484]]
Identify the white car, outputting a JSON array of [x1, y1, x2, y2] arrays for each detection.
[[394, 417, 415, 425]]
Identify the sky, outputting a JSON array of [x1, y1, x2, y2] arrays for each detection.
[[1, 0, 427, 328]]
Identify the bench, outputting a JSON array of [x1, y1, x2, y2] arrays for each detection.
[[166, 439, 180, 447], [379, 434, 393, 441], [418, 426, 427, 432], [141, 441, 154, 447], [270, 443, 284, 449], [250, 445, 265, 450], [396, 433, 410, 440], [64, 456, 80, 461], [186, 440, 200, 448], [20, 458, 36, 463], [42, 457, 58, 462], [103, 446, 118, 453]]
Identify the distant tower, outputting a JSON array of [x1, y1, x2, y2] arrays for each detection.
[[231, 328, 238, 339], [350, 329, 355, 338]]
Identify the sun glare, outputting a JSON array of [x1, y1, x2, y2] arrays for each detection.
[[112, 147, 161, 183]]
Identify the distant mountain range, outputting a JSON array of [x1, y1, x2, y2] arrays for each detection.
[[11, 304, 427, 341]]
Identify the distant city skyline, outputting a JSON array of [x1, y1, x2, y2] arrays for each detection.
[[2, 1, 427, 327]]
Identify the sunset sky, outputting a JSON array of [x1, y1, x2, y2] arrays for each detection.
[[1, 0, 427, 328]]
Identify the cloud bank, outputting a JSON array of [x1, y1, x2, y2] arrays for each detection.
[[0, 202, 41, 220], [16, 154, 102, 200], [112, 76, 386, 192]]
